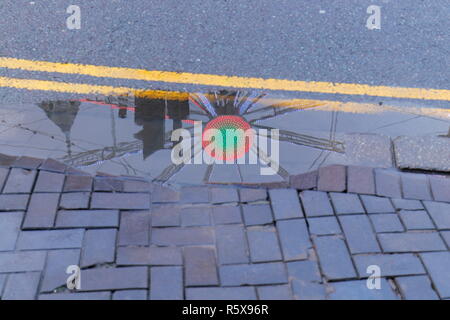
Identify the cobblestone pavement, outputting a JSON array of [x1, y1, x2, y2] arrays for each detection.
[[1, 154, 450, 300]]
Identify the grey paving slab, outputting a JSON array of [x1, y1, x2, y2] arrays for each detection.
[[2, 272, 41, 300], [113, 290, 148, 300], [12, 156, 43, 170], [34, 171, 65, 193], [81, 229, 117, 267], [94, 177, 124, 192], [3, 168, 36, 194], [39, 158, 67, 173], [378, 232, 446, 253], [401, 173, 432, 201], [347, 166, 375, 195], [220, 262, 288, 286], [41, 249, 81, 292], [291, 280, 327, 300], [215, 224, 249, 264], [91, 192, 150, 209], [429, 175, 450, 203], [277, 219, 311, 261], [269, 188, 303, 220], [360, 195, 395, 213], [150, 266, 183, 300], [242, 204, 273, 226], [396, 275, 439, 300], [80, 267, 148, 291], [257, 285, 293, 300], [59, 192, 90, 209], [180, 207, 212, 227], [421, 252, 450, 298], [150, 184, 180, 203], [0, 194, 29, 211], [22, 193, 59, 229], [0, 211, 23, 251], [239, 188, 267, 202], [369, 214, 404, 233], [123, 180, 150, 192], [314, 236, 356, 280], [247, 226, 282, 262], [152, 227, 214, 246], [287, 260, 322, 283], [56, 209, 119, 228], [117, 246, 182, 266], [290, 170, 318, 190], [329, 192, 365, 215], [375, 169, 402, 198], [353, 253, 425, 277], [399, 210, 434, 230], [212, 205, 242, 225], [317, 165, 346, 192], [307, 216, 341, 235], [392, 198, 424, 210], [39, 292, 111, 300], [339, 215, 381, 254], [17, 229, 85, 250], [186, 287, 257, 300], [210, 187, 239, 203], [423, 201, 450, 230], [0, 251, 46, 273], [118, 210, 150, 246], [328, 279, 398, 300], [180, 186, 210, 203], [64, 175, 93, 192], [151, 205, 181, 227], [0, 167, 8, 191], [300, 191, 334, 217], [184, 246, 219, 286]]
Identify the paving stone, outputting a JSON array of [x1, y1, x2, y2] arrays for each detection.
[[392, 198, 423, 210], [186, 287, 257, 300], [63, 175, 93, 192], [93, 177, 124, 192], [22, 193, 59, 229], [423, 201, 450, 230], [247, 226, 282, 262], [41, 249, 80, 292], [180, 186, 210, 203], [242, 204, 273, 226], [317, 165, 346, 192], [59, 192, 90, 209], [291, 280, 327, 300], [152, 227, 214, 246], [91, 192, 150, 209], [375, 169, 402, 198], [184, 246, 219, 286], [360, 195, 395, 213], [0, 167, 8, 191], [277, 219, 311, 261], [0, 251, 46, 272], [215, 225, 249, 264], [117, 246, 182, 266], [211, 187, 239, 203], [2, 272, 41, 300], [39, 158, 67, 173], [0, 154, 17, 167], [181, 207, 212, 227], [308, 216, 341, 235], [17, 229, 84, 250], [12, 156, 43, 170], [300, 191, 334, 217], [34, 171, 65, 192], [269, 188, 303, 220], [289, 170, 318, 190], [150, 184, 180, 204], [378, 232, 446, 253], [113, 290, 147, 300], [429, 175, 450, 202], [0, 212, 23, 251], [220, 262, 288, 286], [339, 215, 381, 254], [396, 275, 439, 300], [118, 211, 150, 246], [56, 209, 119, 228], [81, 229, 116, 267], [441, 231, 450, 247], [399, 210, 434, 230], [287, 260, 322, 282], [314, 236, 356, 280], [347, 166, 375, 195], [257, 285, 293, 300], [353, 253, 425, 277], [123, 179, 150, 192], [3, 168, 36, 193], [401, 173, 432, 200], [421, 252, 450, 298], [239, 188, 267, 202], [150, 266, 183, 300], [151, 205, 180, 227], [212, 205, 242, 225], [0, 194, 29, 211], [369, 214, 404, 233], [81, 267, 148, 291], [39, 292, 111, 300], [328, 279, 398, 300], [329, 192, 365, 215]]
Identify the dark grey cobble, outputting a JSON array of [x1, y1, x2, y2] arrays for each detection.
[[34, 171, 65, 193], [59, 192, 90, 209], [0, 251, 46, 273], [429, 175, 450, 203], [339, 215, 381, 254], [150, 266, 183, 300], [375, 169, 402, 198], [180, 207, 212, 227], [17, 229, 84, 250], [152, 227, 214, 246], [421, 252, 450, 298], [91, 192, 150, 210], [401, 173, 432, 201], [277, 219, 311, 261], [2, 272, 41, 300], [300, 191, 334, 217], [81, 229, 116, 267], [247, 226, 282, 262], [242, 204, 273, 226], [0, 212, 23, 251], [220, 262, 288, 286], [360, 195, 395, 213], [396, 275, 439, 300], [118, 211, 150, 246], [330, 192, 365, 215], [378, 232, 446, 253], [307, 216, 341, 235], [269, 188, 303, 220], [23, 193, 59, 229], [212, 205, 242, 225], [0, 194, 29, 211], [347, 166, 375, 195], [3, 168, 36, 194], [423, 201, 450, 230], [56, 209, 119, 228], [184, 246, 219, 286], [117, 246, 182, 266], [369, 214, 404, 233], [317, 165, 346, 192], [314, 236, 356, 280], [80, 267, 148, 291], [215, 224, 249, 264]]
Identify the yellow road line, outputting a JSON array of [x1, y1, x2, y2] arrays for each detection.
[[1, 57, 450, 101]]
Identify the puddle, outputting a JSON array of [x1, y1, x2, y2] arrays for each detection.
[[0, 89, 449, 185]]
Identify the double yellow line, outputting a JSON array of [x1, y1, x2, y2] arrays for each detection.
[[0, 56, 450, 101]]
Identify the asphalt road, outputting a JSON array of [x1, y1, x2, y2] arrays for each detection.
[[0, 0, 449, 106]]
